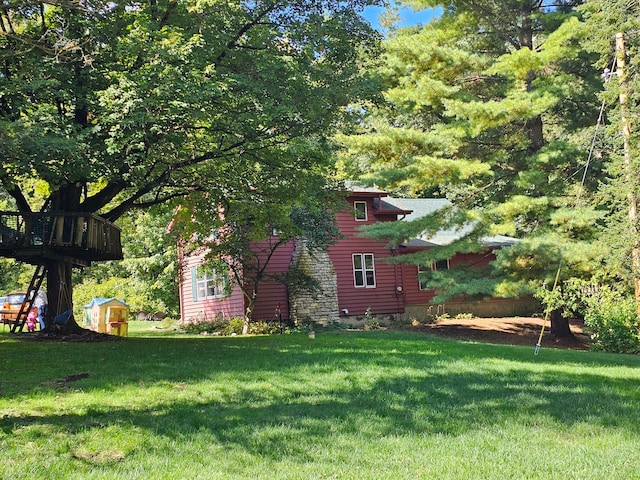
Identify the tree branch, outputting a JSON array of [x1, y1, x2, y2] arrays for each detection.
[[213, 4, 279, 68]]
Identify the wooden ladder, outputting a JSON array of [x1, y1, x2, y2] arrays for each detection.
[[11, 264, 46, 333]]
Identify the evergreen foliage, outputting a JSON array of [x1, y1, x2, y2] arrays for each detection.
[[338, 1, 607, 332], [578, 1, 640, 298]]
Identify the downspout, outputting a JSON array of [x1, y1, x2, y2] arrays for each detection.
[[391, 246, 405, 318], [177, 244, 186, 324]]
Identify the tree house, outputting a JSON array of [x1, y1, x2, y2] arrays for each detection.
[[0, 212, 123, 267], [0, 212, 123, 333]]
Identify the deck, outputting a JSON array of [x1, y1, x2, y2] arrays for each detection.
[[0, 212, 123, 266]]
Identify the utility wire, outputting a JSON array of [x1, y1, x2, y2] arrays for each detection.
[[534, 61, 613, 356]]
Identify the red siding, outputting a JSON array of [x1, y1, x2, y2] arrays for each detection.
[[247, 240, 293, 322], [179, 250, 245, 323], [329, 199, 406, 317], [179, 241, 293, 323], [402, 251, 497, 306], [178, 191, 507, 323], [401, 263, 436, 305]]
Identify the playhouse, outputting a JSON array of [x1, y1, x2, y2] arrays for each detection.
[[84, 297, 130, 336]]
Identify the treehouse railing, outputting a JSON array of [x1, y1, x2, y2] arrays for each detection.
[[0, 212, 123, 261]]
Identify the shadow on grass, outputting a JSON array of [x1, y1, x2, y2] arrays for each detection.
[[1, 331, 640, 461]]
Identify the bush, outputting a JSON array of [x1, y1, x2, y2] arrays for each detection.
[[183, 317, 280, 336], [183, 319, 223, 335], [584, 294, 640, 354], [223, 317, 244, 335], [182, 314, 240, 335], [248, 321, 283, 335], [363, 307, 381, 331]]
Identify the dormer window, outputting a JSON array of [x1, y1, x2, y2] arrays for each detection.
[[354, 201, 367, 221]]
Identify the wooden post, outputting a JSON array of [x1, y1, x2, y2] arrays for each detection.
[[616, 32, 640, 311]]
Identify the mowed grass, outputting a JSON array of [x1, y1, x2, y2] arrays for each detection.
[[2, 323, 640, 479]]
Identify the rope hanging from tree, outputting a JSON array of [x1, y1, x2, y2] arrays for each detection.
[[534, 59, 614, 355]]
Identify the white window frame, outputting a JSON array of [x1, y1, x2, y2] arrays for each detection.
[[194, 266, 226, 300], [433, 259, 450, 271], [418, 264, 430, 291], [354, 201, 368, 221], [353, 253, 376, 288], [418, 260, 450, 291]]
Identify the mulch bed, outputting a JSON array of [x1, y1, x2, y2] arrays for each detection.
[[409, 316, 590, 350], [13, 329, 123, 342]]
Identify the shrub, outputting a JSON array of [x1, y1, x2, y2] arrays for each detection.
[[584, 293, 640, 354], [363, 307, 381, 331], [248, 321, 282, 335], [183, 319, 223, 335], [223, 317, 245, 335]]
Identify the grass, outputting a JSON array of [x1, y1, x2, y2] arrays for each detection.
[[2, 322, 640, 479]]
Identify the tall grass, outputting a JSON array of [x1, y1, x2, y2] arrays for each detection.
[[1, 324, 640, 479]]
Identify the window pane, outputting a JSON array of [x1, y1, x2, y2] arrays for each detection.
[[434, 259, 449, 270], [364, 254, 374, 269], [195, 267, 226, 299], [354, 271, 364, 286], [353, 254, 363, 269], [206, 280, 216, 297], [418, 264, 429, 290], [354, 202, 367, 220], [365, 271, 375, 286]]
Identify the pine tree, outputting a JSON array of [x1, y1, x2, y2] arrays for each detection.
[[578, 1, 640, 306], [339, 0, 605, 335]]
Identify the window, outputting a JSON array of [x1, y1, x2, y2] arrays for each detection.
[[418, 260, 450, 290], [192, 265, 227, 301], [353, 253, 375, 288], [433, 259, 450, 271], [354, 201, 367, 221], [418, 264, 430, 291]]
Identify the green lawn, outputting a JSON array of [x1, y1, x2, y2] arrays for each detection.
[[2, 323, 640, 479]]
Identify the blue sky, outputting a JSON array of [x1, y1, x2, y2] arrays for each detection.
[[362, 3, 442, 31]]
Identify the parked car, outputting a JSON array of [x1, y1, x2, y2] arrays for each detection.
[[1, 292, 28, 323]]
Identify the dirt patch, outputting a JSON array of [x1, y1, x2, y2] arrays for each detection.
[[15, 329, 123, 342], [408, 316, 591, 350]]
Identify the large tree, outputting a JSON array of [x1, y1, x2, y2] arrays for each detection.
[[0, 0, 380, 329], [577, 0, 640, 305], [339, 0, 605, 335]]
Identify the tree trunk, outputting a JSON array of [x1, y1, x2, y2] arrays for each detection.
[[43, 260, 85, 334], [550, 308, 574, 338], [243, 295, 255, 335], [242, 285, 259, 335]]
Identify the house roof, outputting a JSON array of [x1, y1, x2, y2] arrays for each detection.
[[84, 297, 129, 308], [346, 183, 390, 197], [373, 197, 414, 215], [384, 197, 518, 247]]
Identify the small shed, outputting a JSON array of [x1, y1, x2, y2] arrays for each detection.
[[84, 297, 130, 336]]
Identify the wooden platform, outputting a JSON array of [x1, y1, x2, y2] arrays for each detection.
[[0, 212, 123, 266]]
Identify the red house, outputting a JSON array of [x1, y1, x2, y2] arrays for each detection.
[[178, 187, 537, 326]]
